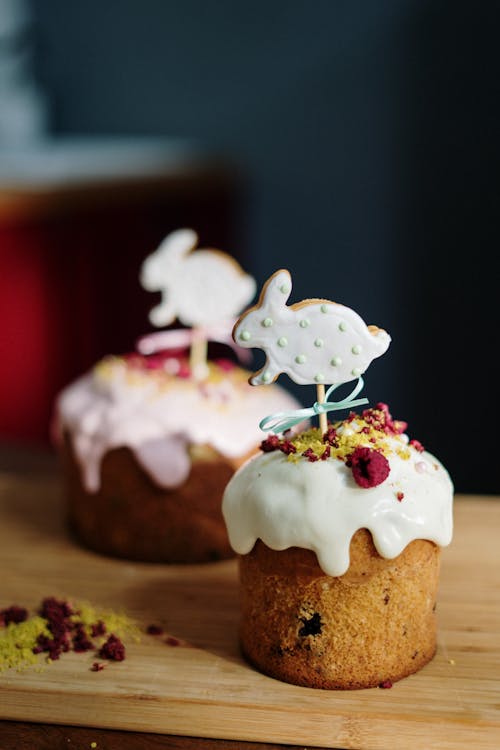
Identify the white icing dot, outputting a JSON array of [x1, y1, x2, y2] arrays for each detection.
[[261, 371, 272, 383], [295, 354, 307, 364], [351, 367, 362, 377], [352, 344, 362, 355], [299, 319, 310, 328], [339, 321, 347, 332], [240, 330, 251, 341], [330, 356, 342, 367], [279, 283, 290, 294], [415, 461, 428, 474], [320, 304, 329, 313], [314, 338, 324, 348], [262, 317, 273, 328], [315, 373, 325, 383], [277, 337, 288, 347]]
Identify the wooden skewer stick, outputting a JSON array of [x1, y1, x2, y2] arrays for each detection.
[[316, 383, 327, 435], [189, 333, 209, 380]]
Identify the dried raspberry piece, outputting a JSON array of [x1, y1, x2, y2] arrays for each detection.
[[323, 427, 338, 445], [279, 440, 297, 455], [379, 679, 393, 689], [98, 634, 125, 661], [91, 662, 105, 672], [90, 621, 106, 638], [396, 491, 405, 502], [409, 439, 425, 452], [302, 447, 319, 462], [321, 445, 331, 461], [260, 435, 281, 452], [165, 636, 181, 646], [177, 362, 191, 379], [72, 624, 94, 653], [215, 358, 236, 372], [146, 624, 164, 636], [347, 447, 390, 488], [0, 605, 28, 626]]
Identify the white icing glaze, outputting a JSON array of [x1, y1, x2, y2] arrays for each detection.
[[234, 269, 391, 386], [140, 229, 256, 328], [222, 440, 453, 577], [56, 358, 300, 493]]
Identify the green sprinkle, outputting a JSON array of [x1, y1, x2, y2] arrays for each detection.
[[240, 330, 251, 341], [262, 317, 273, 328], [299, 319, 310, 328], [277, 337, 288, 347], [295, 354, 307, 364]]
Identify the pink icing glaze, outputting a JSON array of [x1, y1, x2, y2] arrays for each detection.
[[56, 357, 301, 493]]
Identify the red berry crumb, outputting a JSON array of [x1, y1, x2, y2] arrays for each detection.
[[165, 636, 181, 646], [72, 623, 94, 653], [0, 605, 29, 626], [323, 427, 338, 446], [409, 439, 425, 453], [279, 440, 297, 455], [90, 620, 106, 638], [396, 492, 405, 502], [379, 679, 393, 689], [302, 447, 319, 462], [146, 624, 164, 636], [260, 435, 281, 452], [98, 634, 126, 661], [91, 662, 105, 672], [215, 358, 236, 372], [347, 447, 390, 488]]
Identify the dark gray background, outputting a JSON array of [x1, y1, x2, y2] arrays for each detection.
[[32, 0, 499, 493]]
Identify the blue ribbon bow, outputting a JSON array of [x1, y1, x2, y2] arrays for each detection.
[[259, 377, 369, 434]]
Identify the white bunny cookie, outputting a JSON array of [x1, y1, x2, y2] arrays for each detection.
[[233, 269, 391, 386], [141, 229, 256, 328]]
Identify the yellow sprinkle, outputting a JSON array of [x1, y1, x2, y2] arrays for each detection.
[[0, 616, 51, 672], [448, 658, 456, 665], [90, 743, 97, 748], [71, 601, 141, 643]]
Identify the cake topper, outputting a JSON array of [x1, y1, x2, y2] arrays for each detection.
[[139, 229, 256, 378], [233, 269, 391, 433]]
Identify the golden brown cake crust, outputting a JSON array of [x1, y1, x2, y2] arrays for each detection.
[[239, 532, 440, 689], [62, 434, 249, 563]]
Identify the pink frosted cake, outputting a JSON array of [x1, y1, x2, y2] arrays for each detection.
[[56, 350, 300, 563]]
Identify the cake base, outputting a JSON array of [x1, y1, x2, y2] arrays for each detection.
[[239, 532, 440, 689], [62, 436, 245, 563]]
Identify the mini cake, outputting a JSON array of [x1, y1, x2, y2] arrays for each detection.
[[56, 352, 300, 563], [55, 230, 301, 563], [222, 268, 454, 689]]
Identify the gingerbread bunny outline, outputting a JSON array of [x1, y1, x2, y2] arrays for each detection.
[[233, 269, 391, 386]]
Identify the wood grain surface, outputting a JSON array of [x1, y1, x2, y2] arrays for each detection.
[[0, 467, 499, 750]]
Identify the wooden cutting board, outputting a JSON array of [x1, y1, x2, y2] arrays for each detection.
[[0, 471, 499, 750]]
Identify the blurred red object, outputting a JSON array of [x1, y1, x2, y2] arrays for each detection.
[[0, 138, 241, 443]]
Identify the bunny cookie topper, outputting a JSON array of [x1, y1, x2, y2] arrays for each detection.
[[234, 269, 391, 387], [234, 269, 391, 433], [139, 228, 256, 380], [140, 228, 256, 328]]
